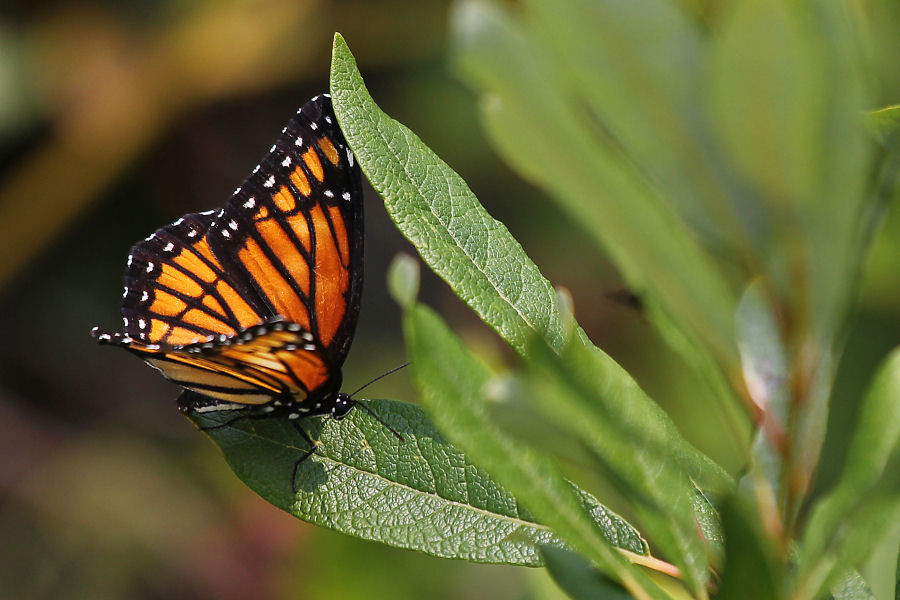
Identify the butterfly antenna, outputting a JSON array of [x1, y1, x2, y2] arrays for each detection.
[[355, 402, 405, 443], [348, 362, 410, 443], [347, 362, 410, 398]]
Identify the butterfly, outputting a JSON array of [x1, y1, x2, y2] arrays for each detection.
[[93, 94, 388, 470]]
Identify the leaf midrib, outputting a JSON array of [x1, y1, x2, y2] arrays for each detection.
[[223, 424, 556, 533], [351, 94, 555, 348]]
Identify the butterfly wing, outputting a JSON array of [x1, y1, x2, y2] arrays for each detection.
[[95, 95, 362, 406], [109, 321, 333, 406], [121, 211, 269, 346], [208, 95, 363, 367]]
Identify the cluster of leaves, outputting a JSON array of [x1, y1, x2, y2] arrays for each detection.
[[185, 1, 900, 598]]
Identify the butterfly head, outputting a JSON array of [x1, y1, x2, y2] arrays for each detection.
[[331, 392, 356, 420]]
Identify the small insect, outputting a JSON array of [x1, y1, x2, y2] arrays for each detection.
[[93, 94, 401, 487]]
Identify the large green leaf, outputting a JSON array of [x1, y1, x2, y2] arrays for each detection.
[[329, 33, 566, 354], [522, 0, 747, 254], [521, 338, 714, 596], [404, 303, 672, 600], [184, 399, 625, 565], [329, 31, 733, 499], [715, 499, 781, 600], [710, 0, 826, 208], [449, 0, 745, 443], [796, 348, 900, 598], [711, 0, 872, 514], [540, 546, 634, 600]]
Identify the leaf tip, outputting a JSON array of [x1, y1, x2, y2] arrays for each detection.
[[388, 252, 421, 309]]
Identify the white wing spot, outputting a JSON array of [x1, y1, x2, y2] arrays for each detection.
[[163, 242, 175, 252], [222, 229, 231, 239], [127, 255, 133, 267], [187, 229, 198, 238], [228, 220, 238, 230], [252, 165, 261, 174], [295, 137, 303, 147], [138, 318, 147, 329], [323, 93, 331, 98], [141, 290, 149, 302], [281, 156, 291, 167], [324, 116, 332, 124], [234, 186, 242, 195], [310, 122, 318, 130], [324, 190, 334, 198], [342, 191, 351, 202], [269, 145, 277, 152], [346, 148, 354, 167], [146, 262, 154, 273], [173, 217, 184, 226], [243, 197, 255, 209], [263, 175, 275, 188]]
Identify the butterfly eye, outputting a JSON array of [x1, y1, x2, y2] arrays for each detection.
[[332, 393, 356, 420]]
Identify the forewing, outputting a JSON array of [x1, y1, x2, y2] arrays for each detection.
[[208, 95, 364, 367], [121, 212, 268, 346]]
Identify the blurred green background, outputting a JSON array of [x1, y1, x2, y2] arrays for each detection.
[[1, 1, 899, 598]]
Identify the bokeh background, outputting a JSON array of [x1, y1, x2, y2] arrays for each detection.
[[1, 1, 900, 598]]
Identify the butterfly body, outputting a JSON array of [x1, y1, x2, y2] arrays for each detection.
[[94, 95, 365, 424]]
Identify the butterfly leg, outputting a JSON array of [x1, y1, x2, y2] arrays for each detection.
[[193, 410, 268, 432], [290, 420, 319, 493]]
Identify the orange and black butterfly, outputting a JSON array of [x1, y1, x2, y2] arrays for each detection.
[[93, 95, 374, 453]]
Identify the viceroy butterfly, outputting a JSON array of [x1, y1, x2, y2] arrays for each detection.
[[93, 95, 393, 469]]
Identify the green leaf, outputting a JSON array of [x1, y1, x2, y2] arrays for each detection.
[[831, 570, 876, 600], [184, 399, 600, 565], [330, 32, 567, 353], [797, 348, 900, 598], [449, 0, 744, 431], [716, 499, 781, 600], [858, 526, 900, 600], [521, 0, 748, 256], [867, 105, 900, 153], [540, 546, 633, 600], [522, 338, 715, 595], [330, 29, 732, 496], [387, 252, 420, 308], [734, 281, 789, 505], [691, 487, 725, 569], [404, 303, 671, 599], [710, 0, 826, 206]]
